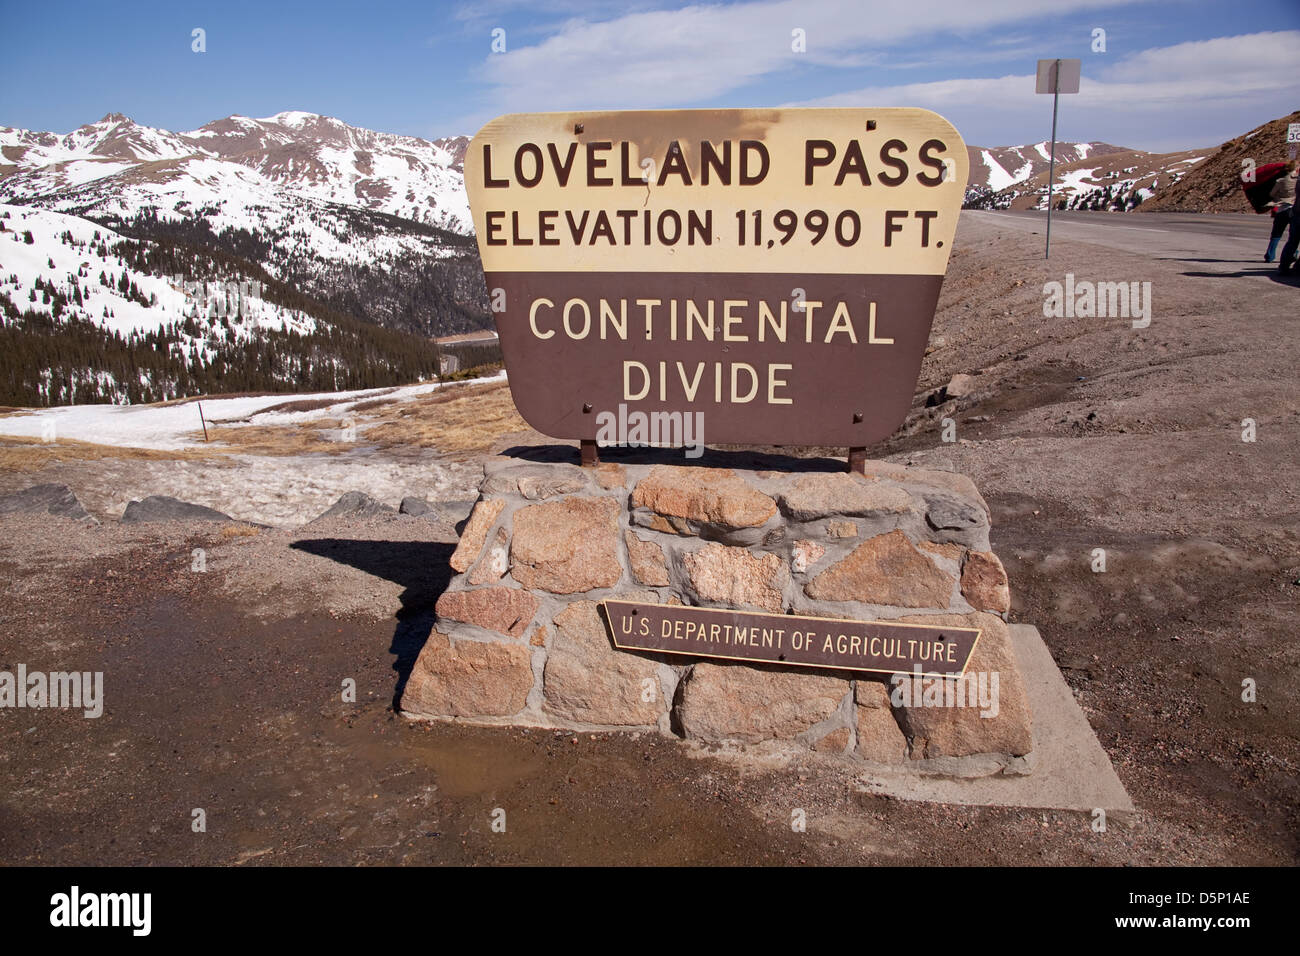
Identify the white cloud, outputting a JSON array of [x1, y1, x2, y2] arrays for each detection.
[[452, 0, 1298, 151], [789, 32, 1300, 150], [474, 0, 1139, 112]]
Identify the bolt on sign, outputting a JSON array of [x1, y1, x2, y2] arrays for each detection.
[[601, 601, 981, 677], [465, 108, 969, 449]]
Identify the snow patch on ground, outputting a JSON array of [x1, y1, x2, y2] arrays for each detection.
[[1057, 167, 1099, 193], [0, 373, 506, 450], [43, 449, 483, 527]]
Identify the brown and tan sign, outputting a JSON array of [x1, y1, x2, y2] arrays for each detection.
[[466, 108, 969, 447], [601, 600, 980, 677]]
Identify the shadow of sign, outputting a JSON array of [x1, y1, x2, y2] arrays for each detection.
[[290, 539, 456, 707]]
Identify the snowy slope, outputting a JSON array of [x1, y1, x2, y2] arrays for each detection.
[[965, 141, 1118, 196], [5, 153, 465, 277], [0, 203, 316, 343], [0, 113, 496, 409], [0, 202, 433, 406], [184, 112, 470, 230], [970, 148, 1210, 211], [1, 112, 492, 347], [0, 112, 471, 237], [0, 113, 195, 171]]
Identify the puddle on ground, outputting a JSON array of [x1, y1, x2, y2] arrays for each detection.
[[328, 720, 550, 799]]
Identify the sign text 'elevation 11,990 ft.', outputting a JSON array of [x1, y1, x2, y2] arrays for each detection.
[[465, 108, 969, 448]]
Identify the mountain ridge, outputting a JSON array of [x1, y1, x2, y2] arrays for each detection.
[[2, 111, 472, 231], [5, 110, 1159, 227]]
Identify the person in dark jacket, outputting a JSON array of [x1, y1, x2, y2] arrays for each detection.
[[1276, 164, 1300, 275], [1265, 162, 1297, 261]]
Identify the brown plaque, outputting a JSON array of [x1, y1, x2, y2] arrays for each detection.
[[465, 108, 969, 449], [601, 600, 980, 678]]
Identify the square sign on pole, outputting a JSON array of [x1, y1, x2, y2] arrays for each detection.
[[1036, 58, 1081, 259], [1036, 58, 1081, 94]]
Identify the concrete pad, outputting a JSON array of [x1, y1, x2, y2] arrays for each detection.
[[857, 624, 1135, 813]]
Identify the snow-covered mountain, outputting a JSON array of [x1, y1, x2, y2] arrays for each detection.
[[1, 203, 315, 340], [965, 144, 1211, 211], [1, 111, 471, 235], [963, 141, 1123, 198], [965, 141, 1118, 193], [0, 112, 490, 346], [0, 202, 446, 406]]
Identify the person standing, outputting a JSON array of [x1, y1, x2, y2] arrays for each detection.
[[1266, 161, 1298, 262], [1278, 164, 1300, 275]]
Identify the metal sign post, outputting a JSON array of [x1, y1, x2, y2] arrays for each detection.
[[1046, 68, 1060, 255], [1036, 58, 1081, 259]]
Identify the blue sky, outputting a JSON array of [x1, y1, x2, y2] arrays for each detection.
[[1, 0, 1296, 151]]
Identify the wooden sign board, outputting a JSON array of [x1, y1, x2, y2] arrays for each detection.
[[601, 600, 981, 678], [465, 108, 968, 448]]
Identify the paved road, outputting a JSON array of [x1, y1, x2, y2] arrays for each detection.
[[966, 209, 1285, 273]]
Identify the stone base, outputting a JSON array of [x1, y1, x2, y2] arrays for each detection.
[[401, 457, 1033, 775], [856, 624, 1134, 811]]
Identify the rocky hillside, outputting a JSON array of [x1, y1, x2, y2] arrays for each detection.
[[1137, 111, 1300, 213]]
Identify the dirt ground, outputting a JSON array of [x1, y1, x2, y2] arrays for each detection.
[[1, 214, 1296, 866]]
